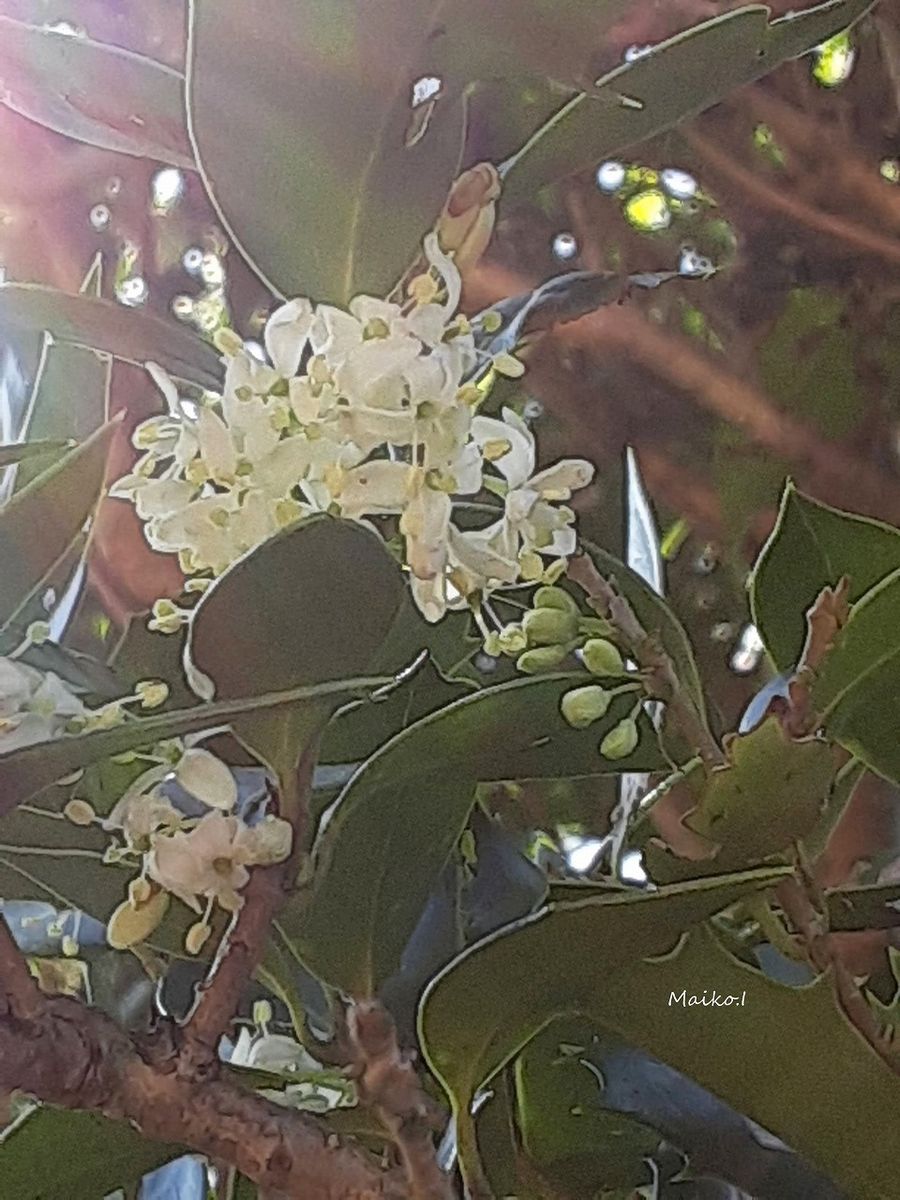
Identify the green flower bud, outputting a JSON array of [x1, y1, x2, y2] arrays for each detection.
[[497, 623, 528, 656], [600, 717, 639, 760], [560, 685, 612, 729], [534, 585, 579, 615], [516, 645, 568, 674], [482, 632, 502, 658], [522, 606, 578, 647], [581, 637, 625, 676]]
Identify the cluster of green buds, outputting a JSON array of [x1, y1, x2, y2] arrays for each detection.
[[485, 584, 646, 762]]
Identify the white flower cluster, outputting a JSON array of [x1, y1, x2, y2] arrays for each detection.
[[0, 657, 86, 752], [114, 235, 594, 623], [99, 747, 292, 954]]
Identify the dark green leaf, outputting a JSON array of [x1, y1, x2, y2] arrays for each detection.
[[515, 1019, 661, 1194], [0, 1106, 183, 1199], [0, 675, 389, 817], [186, 0, 467, 302], [750, 482, 900, 671], [0, 420, 117, 636], [0, 15, 194, 168], [0, 441, 71, 470], [422, 878, 900, 1200], [290, 674, 664, 995], [185, 516, 407, 775], [0, 284, 222, 390], [419, 867, 787, 1193], [186, 517, 405, 699], [503, 0, 876, 199]]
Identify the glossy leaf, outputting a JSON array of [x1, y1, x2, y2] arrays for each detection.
[[421, 884, 900, 1200], [0, 420, 117, 636], [0, 1106, 183, 1200], [0, 15, 194, 168], [419, 867, 787, 1192], [503, 0, 876, 199], [514, 1019, 662, 1194], [0, 284, 222, 390], [750, 482, 900, 670], [0, 675, 389, 817], [185, 516, 407, 776], [186, 0, 467, 303], [290, 675, 663, 996]]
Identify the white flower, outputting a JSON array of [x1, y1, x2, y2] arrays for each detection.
[[472, 407, 594, 558], [265, 298, 314, 378], [147, 810, 292, 914], [0, 658, 86, 752], [116, 230, 594, 627]]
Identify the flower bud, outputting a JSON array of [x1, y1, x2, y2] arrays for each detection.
[[129, 876, 152, 906], [497, 623, 527, 656], [534, 585, 579, 615], [560, 685, 612, 729], [482, 632, 502, 658], [107, 888, 169, 950], [581, 638, 625, 676], [185, 920, 212, 956], [600, 717, 639, 760], [135, 680, 169, 710], [63, 798, 96, 827], [522, 606, 578, 647], [253, 998, 273, 1028], [174, 748, 238, 811], [493, 352, 525, 379], [516, 645, 568, 674], [437, 162, 501, 272]]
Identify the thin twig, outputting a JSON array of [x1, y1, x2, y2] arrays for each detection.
[[567, 553, 725, 767]]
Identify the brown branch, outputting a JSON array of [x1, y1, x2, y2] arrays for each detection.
[[348, 1002, 451, 1200], [567, 553, 725, 767], [683, 126, 900, 269], [0, 981, 405, 1199]]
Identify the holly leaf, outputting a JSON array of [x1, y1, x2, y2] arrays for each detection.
[[288, 673, 664, 995], [750, 482, 900, 671], [418, 867, 787, 1193]]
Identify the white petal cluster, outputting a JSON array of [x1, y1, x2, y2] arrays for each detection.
[[0, 657, 86, 751], [103, 745, 292, 953], [115, 235, 594, 622]]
